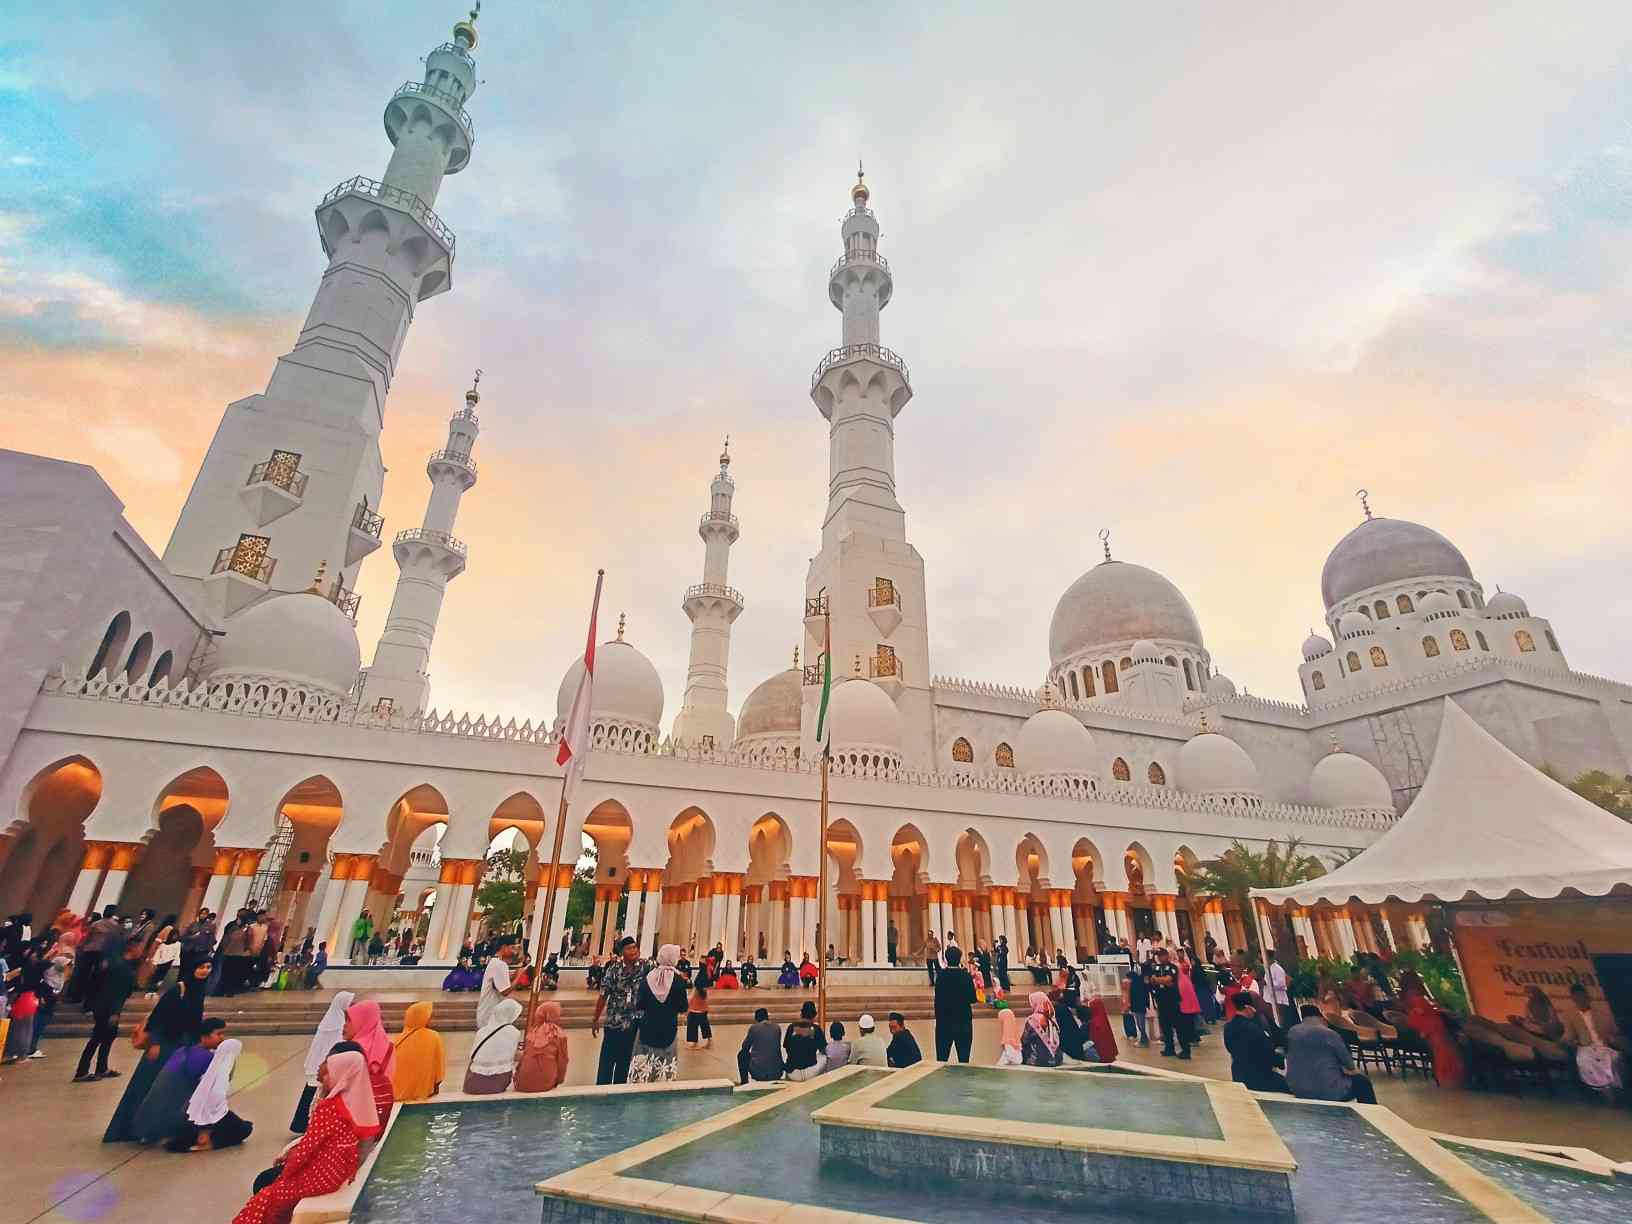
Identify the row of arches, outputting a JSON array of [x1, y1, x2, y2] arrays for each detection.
[[949, 737, 1014, 768], [1059, 653, 1204, 703], [1349, 586, 1484, 624], [1310, 625, 1557, 695], [86, 611, 177, 688]]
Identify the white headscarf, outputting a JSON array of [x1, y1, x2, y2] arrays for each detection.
[[186, 1038, 242, 1126], [303, 990, 355, 1082], [468, 998, 523, 1077], [647, 944, 680, 1000]]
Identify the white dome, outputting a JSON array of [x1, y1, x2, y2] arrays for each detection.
[[734, 668, 803, 742], [1206, 672, 1237, 698], [1337, 611, 1373, 639], [556, 638, 664, 731], [1310, 750, 1393, 811], [1486, 591, 1528, 618], [826, 677, 902, 756], [1321, 516, 1473, 608], [1178, 732, 1261, 796], [1419, 591, 1458, 614], [1016, 708, 1096, 778], [1130, 639, 1163, 663], [208, 593, 361, 700], [1048, 561, 1204, 665], [1301, 632, 1333, 661]]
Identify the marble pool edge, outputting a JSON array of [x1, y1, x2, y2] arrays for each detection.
[[290, 1077, 740, 1224]]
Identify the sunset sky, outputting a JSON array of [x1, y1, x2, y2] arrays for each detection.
[[3, 3, 1630, 719]]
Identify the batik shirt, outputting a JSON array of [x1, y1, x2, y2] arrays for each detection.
[[600, 957, 647, 1029]]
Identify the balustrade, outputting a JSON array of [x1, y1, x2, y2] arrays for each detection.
[[810, 343, 910, 389], [319, 176, 457, 253]]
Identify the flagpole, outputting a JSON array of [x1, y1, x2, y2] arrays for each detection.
[[528, 569, 604, 1021], [817, 605, 831, 1032]]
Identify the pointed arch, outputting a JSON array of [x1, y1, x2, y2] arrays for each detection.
[[489, 791, 547, 849], [950, 736, 973, 764], [1147, 761, 1166, 786], [1102, 660, 1119, 694], [994, 742, 1015, 769], [1081, 665, 1096, 697], [88, 611, 131, 677], [1123, 842, 1153, 894], [1111, 756, 1131, 782], [0, 756, 103, 917], [1422, 635, 1440, 658]]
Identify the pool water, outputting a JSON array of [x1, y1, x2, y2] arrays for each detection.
[[876, 1064, 1224, 1140], [1439, 1142, 1632, 1223], [352, 1089, 739, 1224]]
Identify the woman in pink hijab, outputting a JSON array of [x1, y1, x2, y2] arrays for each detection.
[[515, 1000, 569, 1093], [1021, 992, 1062, 1067], [994, 1000, 1022, 1065], [343, 1000, 395, 1131]]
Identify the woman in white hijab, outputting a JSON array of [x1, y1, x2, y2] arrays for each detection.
[[167, 1038, 254, 1152], [291, 990, 354, 1132], [628, 944, 690, 1083], [463, 997, 523, 1094]]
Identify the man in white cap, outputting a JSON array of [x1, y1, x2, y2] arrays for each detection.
[[850, 1013, 888, 1066]]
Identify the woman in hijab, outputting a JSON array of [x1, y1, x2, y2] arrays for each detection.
[[233, 1051, 374, 1224], [290, 990, 353, 1132], [1053, 989, 1092, 1061], [628, 944, 690, 1083], [134, 1018, 229, 1144], [103, 957, 213, 1142], [390, 1001, 444, 1102], [344, 999, 396, 1129], [1083, 996, 1119, 1064], [995, 999, 1022, 1065], [1021, 991, 1063, 1067], [514, 1000, 569, 1093], [167, 1037, 254, 1151], [463, 997, 522, 1094]]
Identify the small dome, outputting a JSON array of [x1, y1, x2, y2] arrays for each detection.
[[1310, 750, 1393, 811], [1206, 672, 1237, 698], [1321, 516, 1473, 608], [1486, 591, 1528, 618], [1178, 731, 1261, 796], [1419, 591, 1458, 614], [1049, 560, 1205, 665], [1337, 611, 1373, 639], [735, 668, 803, 742], [826, 678, 902, 756], [209, 593, 361, 700], [556, 638, 664, 731], [1130, 639, 1163, 663], [1301, 632, 1333, 662], [1016, 709, 1096, 778]]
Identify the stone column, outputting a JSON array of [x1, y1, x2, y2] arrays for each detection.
[[1047, 898, 1067, 959], [329, 855, 377, 963], [220, 849, 264, 922], [859, 884, 878, 964], [1332, 910, 1359, 959], [1291, 912, 1318, 960], [313, 855, 359, 955], [544, 864, 574, 961], [1102, 892, 1129, 943], [1404, 910, 1430, 951], [65, 841, 114, 915], [721, 873, 744, 960], [621, 870, 645, 941], [96, 841, 147, 911], [1153, 895, 1180, 944], [767, 880, 788, 958]]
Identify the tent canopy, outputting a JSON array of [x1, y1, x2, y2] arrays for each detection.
[[1254, 700, 1632, 907]]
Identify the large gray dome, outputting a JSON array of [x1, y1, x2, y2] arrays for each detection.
[[1321, 517, 1472, 608], [734, 668, 803, 741], [1048, 561, 1205, 665]]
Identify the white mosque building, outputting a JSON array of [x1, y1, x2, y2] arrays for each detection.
[[3, 12, 1630, 973]]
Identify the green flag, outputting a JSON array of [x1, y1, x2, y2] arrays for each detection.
[[814, 650, 832, 758]]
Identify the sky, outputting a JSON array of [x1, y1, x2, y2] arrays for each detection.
[[2, 2, 1630, 721]]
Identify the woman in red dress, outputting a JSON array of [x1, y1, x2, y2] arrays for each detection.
[[1400, 970, 1466, 1088], [232, 1050, 379, 1224]]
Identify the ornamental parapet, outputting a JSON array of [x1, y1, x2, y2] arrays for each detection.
[[684, 582, 743, 606], [318, 176, 456, 255], [810, 343, 910, 390], [394, 527, 469, 557], [830, 250, 890, 279], [390, 80, 475, 142]]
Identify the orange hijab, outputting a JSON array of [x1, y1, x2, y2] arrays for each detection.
[[515, 1001, 569, 1093]]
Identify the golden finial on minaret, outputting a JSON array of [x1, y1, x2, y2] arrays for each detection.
[[616, 612, 626, 641], [454, 2, 480, 49], [466, 367, 482, 406], [719, 435, 731, 470], [851, 160, 869, 205], [308, 560, 328, 594]]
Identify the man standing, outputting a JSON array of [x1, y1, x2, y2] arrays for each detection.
[[1286, 1004, 1376, 1103], [1224, 993, 1288, 1092], [850, 1013, 888, 1066], [1126, 954, 1152, 1047], [1148, 948, 1190, 1059], [922, 930, 941, 987], [886, 1012, 923, 1067], [592, 936, 646, 1085], [886, 920, 898, 967], [994, 935, 1011, 995], [74, 941, 141, 1082], [932, 946, 978, 1063], [348, 910, 372, 963], [1262, 950, 1292, 1035], [478, 941, 517, 1028]]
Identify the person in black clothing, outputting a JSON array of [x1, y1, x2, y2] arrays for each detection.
[[1054, 988, 1093, 1061], [886, 1012, 922, 1067], [782, 1000, 825, 1080], [973, 944, 993, 992], [76, 941, 141, 1082], [1147, 948, 1190, 1059], [993, 936, 1011, 995], [1126, 959, 1152, 1046], [739, 957, 758, 988], [931, 946, 977, 1063], [1224, 993, 1288, 1093]]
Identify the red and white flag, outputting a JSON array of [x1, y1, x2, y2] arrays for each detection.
[[556, 570, 605, 808]]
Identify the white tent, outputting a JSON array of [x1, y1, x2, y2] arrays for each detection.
[[1254, 699, 1632, 907]]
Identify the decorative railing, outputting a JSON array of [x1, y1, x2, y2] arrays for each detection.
[[211, 536, 275, 584], [395, 528, 469, 557], [802, 663, 827, 687], [869, 654, 902, 680], [351, 502, 385, 538], [391, 80, 475, 140], [319, 176, 456, 254], [247, 452, 307, 497], [867, 585, 899, 609], [844, 206, 875, 223], [685, 582, 743, 605], [804, 595, 829, 618], [427, 447, 478, 475], [452, 406, 479, 428], [699, 510, 739, 530], [830, 250, 890, 279], [325, 580, 362, 622], [409, 847, 443, 869], [811, 343, 910, 389]]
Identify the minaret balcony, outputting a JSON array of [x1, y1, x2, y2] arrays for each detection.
[[320, 578, 362, 623], [803, 593, 830, 635], [393, 528, 468, 579], [810, 343, 911, 391], [317, 176, 456, 257], [427, 447, 478, 488], [828, 250, 893, 311], [347, 502, 385, 567], [239, 450, 306, 526], [866, 583, 903, 637], [698, 509, 740, 544], [453, 405, 480, 429], [683, 582, 745, 622], [205, 533, 276, 618], [869, 652, 905, 698], [829, 250, 890, 279], [390, 80, 476, 145]]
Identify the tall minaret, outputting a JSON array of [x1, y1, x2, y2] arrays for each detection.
[[672, 440, 745, 748], [163, 7, 484, 619], [802, 168, 934, 766], [361, 374, 483, 715]]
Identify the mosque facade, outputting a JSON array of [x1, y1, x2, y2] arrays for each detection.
[[3, 13, 1630, 972]]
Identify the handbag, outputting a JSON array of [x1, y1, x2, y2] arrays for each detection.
[[1122, 1010, 1137, 1038]]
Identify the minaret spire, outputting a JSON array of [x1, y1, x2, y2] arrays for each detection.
[[361, 374, 482, 714], [673, 442, 746, 749]]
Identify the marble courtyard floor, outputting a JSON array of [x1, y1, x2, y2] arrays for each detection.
[[5, 1014, 1627, 1224]]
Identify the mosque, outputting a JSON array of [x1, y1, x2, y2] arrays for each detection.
[[2, 12, 1629, 975]]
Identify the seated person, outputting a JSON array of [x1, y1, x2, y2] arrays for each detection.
[[1224, 993, 1288, 1093], [538, 954, 560, 991], [798, 955, 818, 987], [1286, 1004, 1376, 1104], [1510, 986, 1565, 1042], [1561, 983, 1626, 1100], [715, 962, 740, 990], [584, 956, 605, 991], [738, 958, 758, 988], [441, 955, 480, 992], [777, 954, 800, 988]]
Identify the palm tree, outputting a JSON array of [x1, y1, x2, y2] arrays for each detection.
[[1186, 838, 1328, 967]]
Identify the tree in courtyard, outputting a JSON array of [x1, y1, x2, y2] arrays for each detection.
[[1541, 765, 1632, 822], [562, 845, 598, 938], [474, 846, 530, 934], [1185, 838, 1328, 968]]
